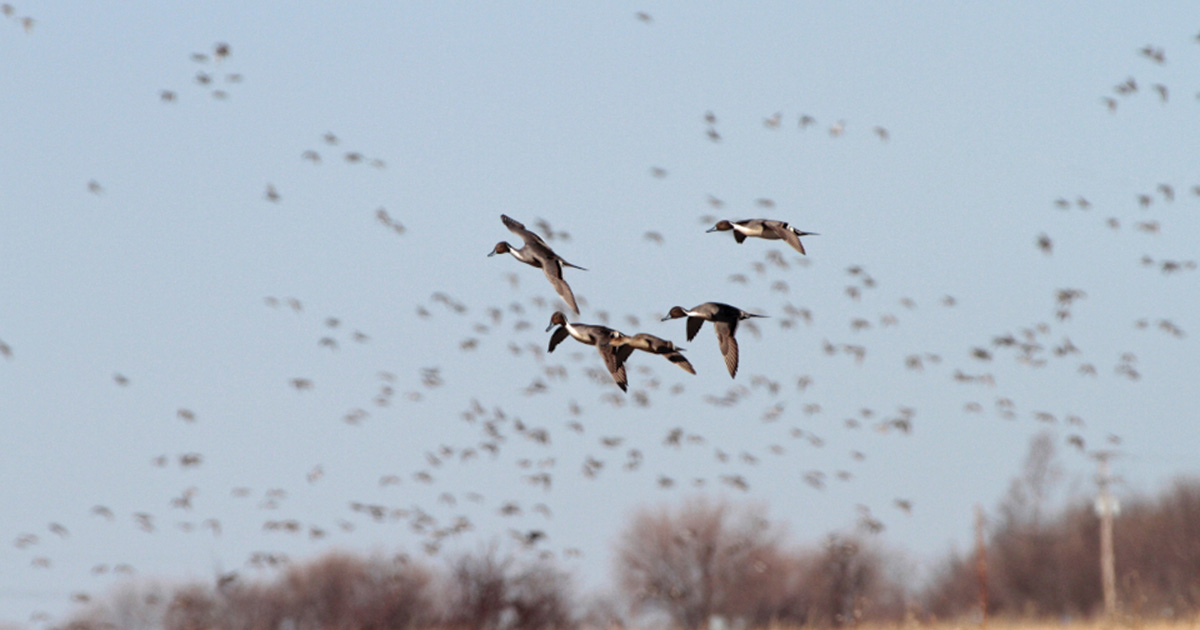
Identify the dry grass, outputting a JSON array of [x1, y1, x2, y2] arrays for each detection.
[[794, 621, 1200, 630]]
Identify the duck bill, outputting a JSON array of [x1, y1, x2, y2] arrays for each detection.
[[705, 226, 720, 233]]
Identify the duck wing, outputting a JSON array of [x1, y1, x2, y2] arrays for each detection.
[[501, 214, 549, 248], [765, 221, 806, 254], [547, 326, 569, 353], [596, 342, 629, 392], [542, 263, 580, 314], [713, 320, 740, 378], [686, 316, 704, 342], [614, 343, 635, 365], [663, 350, 696, 375]]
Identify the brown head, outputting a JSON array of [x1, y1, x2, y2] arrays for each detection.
[[488, 242, 511, 257], [705, 220, 734, 233], [546, 311, 569, 331], [661, 306, 689, 321]]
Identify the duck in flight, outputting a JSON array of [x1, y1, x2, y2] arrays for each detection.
[[491, 215, 586, 313], [661, 302, 766, 378], [609, 332, 695, 375], [546, 311, 629, 391], [706, 219, 818, 255]]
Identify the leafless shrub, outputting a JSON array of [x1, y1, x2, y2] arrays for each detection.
[[61, 552, 436, 630], [440, 543, 576, 630], [162, 583, 218, 630], [922, 433, 1200, 623], [60, 580, 172, 630], [614, 496, 789, 629]]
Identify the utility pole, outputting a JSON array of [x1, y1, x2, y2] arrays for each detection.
[[975, 504, 988, 630], [1093, 451, 1119, 620]]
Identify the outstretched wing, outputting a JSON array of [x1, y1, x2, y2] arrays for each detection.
[[547, 326, 569, 353], [767, 222, 806, 254], [713, 320, 740, 378], [542, 263, 580, 314], [597, 343, 629, 392], [686, 316, 704, 342], [664, 350, 696, 375], [501, 214, 549, 247]]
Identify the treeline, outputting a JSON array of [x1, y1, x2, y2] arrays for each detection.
[[56, 439, 1200, 629], [924, 476, 1200, 621], [61, 546, 578, 630]]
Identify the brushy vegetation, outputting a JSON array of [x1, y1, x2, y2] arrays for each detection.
[[53, 436, 1200, 630]]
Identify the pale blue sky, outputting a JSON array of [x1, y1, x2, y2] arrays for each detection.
[[2, 2, 1199, 626]]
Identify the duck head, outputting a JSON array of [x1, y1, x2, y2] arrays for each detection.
[[705, 220, 734, 233], [488, 242, 511, 257], [546, 311, 569, 332], [661, 306, 689, 321]]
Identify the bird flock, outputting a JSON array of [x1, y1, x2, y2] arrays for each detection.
[[3, 11, 1199, 629], [493, 214, 815, 389]]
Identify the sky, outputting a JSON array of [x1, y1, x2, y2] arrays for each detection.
[[2, 1, 1200, 626]]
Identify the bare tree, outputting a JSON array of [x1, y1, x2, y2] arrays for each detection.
[[614, 496, 785, 629], [443, 545, 514, 630], [441, 544, 576, 630]]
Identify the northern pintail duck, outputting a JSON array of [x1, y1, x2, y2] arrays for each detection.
[[490, 215, 586, 314], [546, 311, 629, 391], [609, 332, 695, 375], [660, 302, 767, 378], [706, 219, 818, 255]]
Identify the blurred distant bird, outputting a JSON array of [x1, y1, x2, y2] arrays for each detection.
[[1139, 44, 1165, 64], [1154, 83, 1168, 103], [706, 219, 817, 254], [609, 332, 695, 375], [661, 302, 767, 378], [1036, 233, 1053, 255], [1157, 183, 1174, 202], [491, 215, 586, 314], [546, 311, 628, 391]]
